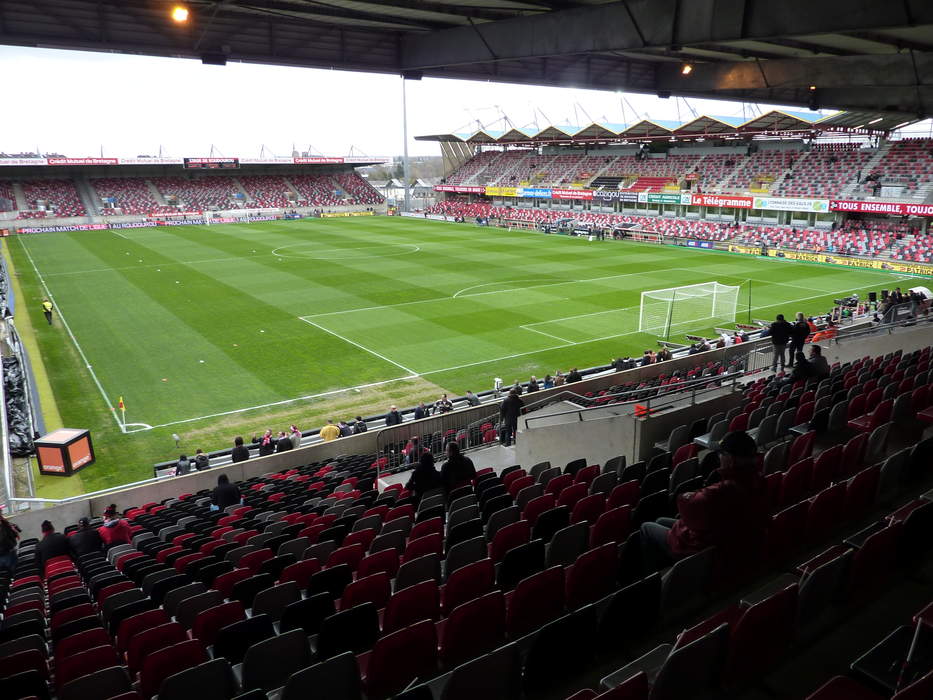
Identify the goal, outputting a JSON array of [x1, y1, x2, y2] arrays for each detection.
[[638, 282, 740, 338]]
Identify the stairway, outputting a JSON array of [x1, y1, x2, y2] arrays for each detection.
[[837, 144, 890, 199], [11, 181, 27, 211], [146, 180, 169, 206], [230, 177, 254, 204], [74, 174, 100, 215]]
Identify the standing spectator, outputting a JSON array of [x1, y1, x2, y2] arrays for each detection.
[[175, 454, 192, 476], [464, 391, 481, 407], [403, 437, 430, 465], [413, 402, 428, 420], [567, 368, 582, 383], [289, 425, 302, 450], [499, 389, 525, 447], [434, 394, 453, 414], [0, 514, 21, 573], [405, 452, 441, 501], [276, 431, 293, 452], [258, 430, 275, 456], [385, 406, 403, 426], [231, 436, 250, 463], [37, 520, 70, 574], [789, 312, 810, 367], [98, 509, 132, 550], [211, 473, 242, 511], [527, 376, 540, 392], [768, 314, 793, 372], [69, 517, 103, 557], [440, 442, 476, 495], [319, 420, 340, 442], [639, 431, 767, 572], [352, 416, 368, 433], [194, 449, 210, 471]]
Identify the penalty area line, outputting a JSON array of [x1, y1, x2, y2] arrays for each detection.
[[298, 316, 421, 377]]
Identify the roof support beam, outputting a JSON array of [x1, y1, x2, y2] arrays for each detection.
[[401, 0, 933, 69]]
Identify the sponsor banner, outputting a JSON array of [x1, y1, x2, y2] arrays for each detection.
[[244, 215, 280, 222], [593, 190, 639, 202], [518, 187, 552, 198], [184, 157, 238, 164], [294, 157, 345, 164], [753, 196, 830, 213], [109, 221, 154, 230], [148, 211, 202, 218], [485, 186, 519, 197], [551, 188, 593, 200], [321, 211, 375, 218], [400, 211, 422, 218], [157, 218, 205, 226], [639, 192, 691, 205], [47, 158, 118, 166], [692, 194, 754, 208], [116, 157, 184, 165], [686, 240, 715, 249], [434, 185, 485, 193], [830, 199, 933, 217], [728, 245, 933, 276], [0, 158, 48, 166], [17, 223, 108, 233]]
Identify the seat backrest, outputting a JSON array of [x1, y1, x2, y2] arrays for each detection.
[[395, 553, 441, 591], [242, 628, 312, 692], [507, 565, 565, 639], [440, 591, 506, 668], [660, 547, 714, 614], [545, 522, 588, 568], [651, 623, 729, 700], [252, 581, 301, 622], [365, 620, 438, 700], [383, 580, 439, 634], [280, 651, 361, 700], [726, 584, 798, 684], [798, 549, 852, 627], [157, 658, 236, 700], [140, 638, 209, 699]]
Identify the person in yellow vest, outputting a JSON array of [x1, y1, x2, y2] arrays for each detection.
[[319, 419, 340, 442], [41, 298, 53, 325]]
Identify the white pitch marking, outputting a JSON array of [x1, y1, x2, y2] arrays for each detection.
[[112, 231, 130, 240], [298, 316, 421, 376], [520, 325, 575, 344]]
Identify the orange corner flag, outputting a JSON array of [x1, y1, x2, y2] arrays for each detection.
[[118, 396, 125, 411]]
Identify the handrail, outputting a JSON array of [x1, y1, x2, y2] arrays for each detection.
[[0, 337, 14, 513], [523, 372, 744, 429]]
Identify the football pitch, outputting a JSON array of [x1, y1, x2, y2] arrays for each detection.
[[5, 216, 919, 494]]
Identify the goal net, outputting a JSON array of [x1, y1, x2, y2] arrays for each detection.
[[638, 282, 740, 338]]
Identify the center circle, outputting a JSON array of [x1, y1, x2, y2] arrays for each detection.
[[271, 242, 420, 260]]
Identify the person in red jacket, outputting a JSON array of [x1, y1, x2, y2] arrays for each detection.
[[98, 506, 132, 549], [640, 430, 767, 572]]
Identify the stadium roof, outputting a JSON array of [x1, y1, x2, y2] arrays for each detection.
[[415, 109, 898, 144], [3, 1, 932, 119]]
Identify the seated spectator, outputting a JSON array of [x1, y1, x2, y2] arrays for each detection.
[[385, 405, 403, 426], [566, 367, 582, 383], [276, 431, 293, 452], [352, 416, 367, 433], [70, 517, 103, 557], [338, 421, 353, 437], [405, 452, 441, 501], [258, 429, 276, 456], [175, 454, 192, 476], [464, 390, 481, 406], [808, 344, 830, 379], [657, 347, 673, 362], [554, 370, 566, 386], [403, 437, 429, 465], [528, 376, 539, 392], [543, 375, 554, 389], [0, 514, 22, 573], [37, 520, 70, 574], [511, 381, 523, 396], [640, 431, 767, 572], [98, 509, 132, 550], [440, 442, 476, 495], [211, 473, 242, 511], [434, 393, 454, 413], [319, 420, 340, 442], [789, 351, 812, 382], [194, 449, 210, 471], [231, 436, 250, 463]]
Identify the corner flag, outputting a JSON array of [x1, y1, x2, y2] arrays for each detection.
[[118, 396, 125, 411]]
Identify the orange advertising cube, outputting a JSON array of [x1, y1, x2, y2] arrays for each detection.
[[35, 429, 95, 477]]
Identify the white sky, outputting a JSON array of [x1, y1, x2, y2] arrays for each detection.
[[0, 45, 880, 158]]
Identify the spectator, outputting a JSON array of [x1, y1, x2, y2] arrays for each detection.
[[790, 312, 810, 367], [440, 442, 476, 495], [657, 347, 673, 362], [258, 429, 276, 456], [211, 473, 242, 511], [403, 437, 429, 465], [319, 420, 340, 442], [413, 402, 428, 420], [70, 517, 103, 557], [808, 345, 830, 379], [194, 449, 210, 471], [768, 314, 793, 372], [385, 405, 403, 426], [511, 381, 523, 396], [405, 451, 441, 500], [338, 421, 352, 438], [435, 394, 454, 414], [528, 376, 539, 392], [640, 431, 767, 571], [231, 436, 250, 463], [175, 454, 192, 476], [499, 388, 525, 447], [37, 520, 70, 574], [789, 351, 812, 382], [543, 375, 554, 389], [289, 425, 302, 449], [567, 367, 582, 383], [99, 509, 132, 550], [641, 350, 656, 366], [276, 431, 293, 452], [0, 513, 21, 573], [352, 416, 367, 433], [554, 370, 566, 386], [464, 391, 481, 407]]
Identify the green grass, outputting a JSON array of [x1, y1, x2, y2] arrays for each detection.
[[5, 217, 922, 496]]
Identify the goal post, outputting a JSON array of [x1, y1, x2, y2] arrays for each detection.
[[638, 281, 741, 339]]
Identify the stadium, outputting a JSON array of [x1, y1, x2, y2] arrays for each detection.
[[0, 2, 932, 700]]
